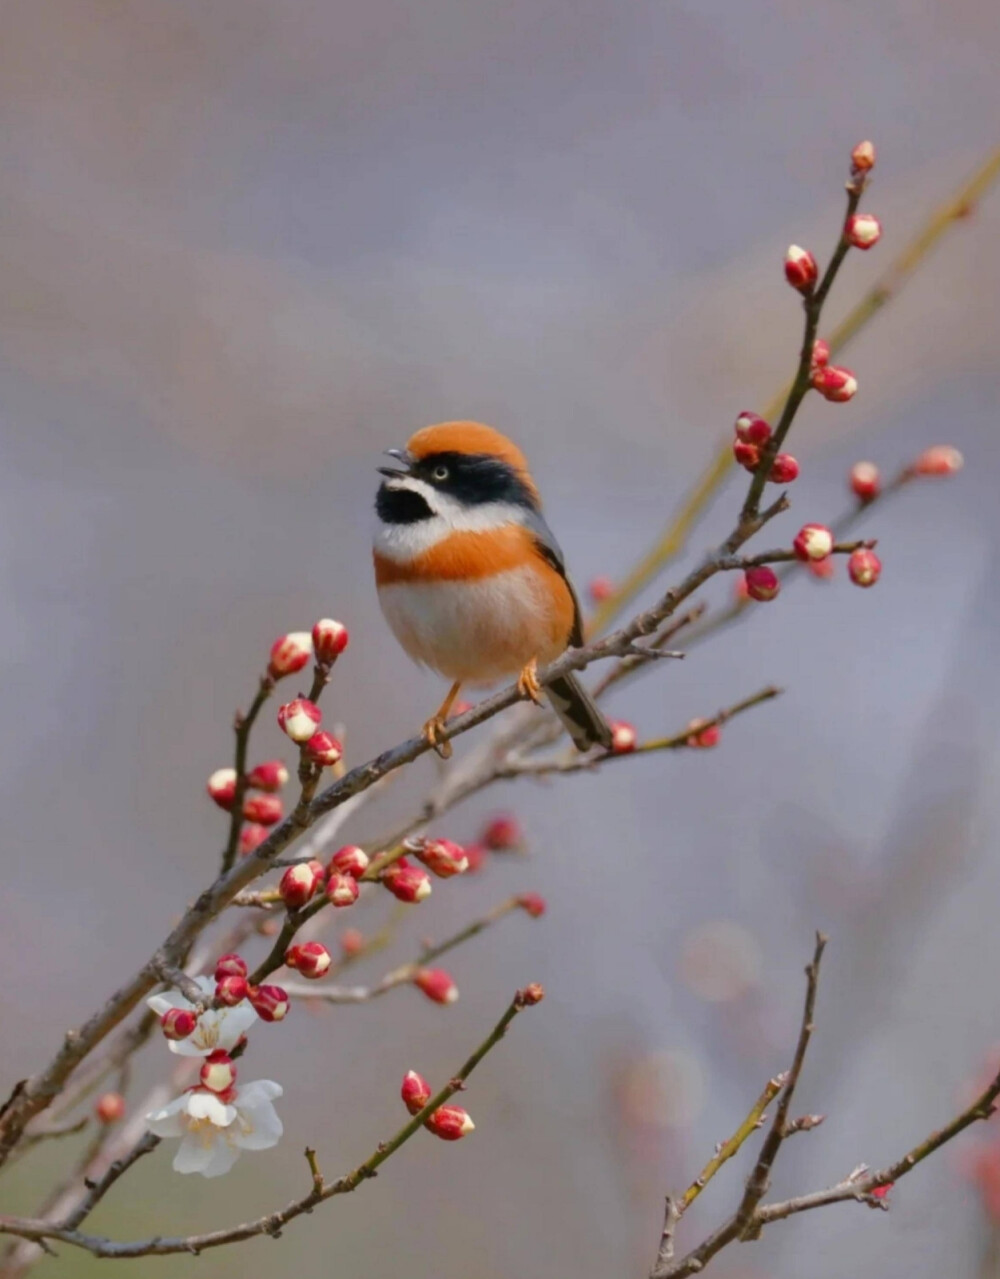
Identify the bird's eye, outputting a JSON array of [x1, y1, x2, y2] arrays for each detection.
[[432, 464, 450, 482]]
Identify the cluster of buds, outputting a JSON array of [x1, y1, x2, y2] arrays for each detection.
[[685, 718, 721, 749], [381, 858, 432, 903], [609, 720, 638, 754], [731, 412, 798, 484], [285, 941, 332, 979], [400, 1071, 474, 1141], [409, 837, 469, 878], [215, 953, 249, 1006], [413, 968, 459, 1004]]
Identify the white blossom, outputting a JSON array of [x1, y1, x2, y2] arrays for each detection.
[[146, 1080, 283, 1178], [147, 976, 257, 1057]]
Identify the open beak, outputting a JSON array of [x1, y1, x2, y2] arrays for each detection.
[[377, 447, 414, 478]]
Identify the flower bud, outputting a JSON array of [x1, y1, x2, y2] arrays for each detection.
[[312, 618, 349, 663], [277, 698, 322, 743], [812, 365, 858, 402], [587, 576, 614, 603], [851, 140, 876, 172], [734, 411, 772, 445], [328, 845, 370, 879], [200, 1050, 236, 1093], [401, 1070, 432, 1115], [807, 556, 836, 581], [793, 523, 834, 562], [95, 1092, 126, 1123], [304, 731, 343, 767], [340, 928, 365, 958], [425, 1105, 475, 1141], [483, 814, 523, 850], [517, 892, 547, 918], [518, 982, 545, 1006], [326, 872, 361, 908], [246, 760, 289, 792], [849, 460, 881, 501], [733, 440, 760, 472], [913, 445, 963, 476], [248, 984, 290, 1022], [846, 212, 882, 250], [685, 718, 721, 748], [215, 953, 248, 980], [744, 566, 781, 601], [279, 862, 324, 910], [285, 941, 333, 979], [463, 843, 488, 873], [769, 453, 800, 484], [848, 547, 881, 587], [870, 1182, 894, 1201], [215, 974, 249, 1006], [609, 720, 637, 753], [811, 339, 830, 368], [413, 968, 459, 1004], [239, 823, 269, 856], [381, 863, 432, 903], [784, 245, 818, 292], [411, 837, 469, 878], [206, 768, 237, 811], [268, 632, 313, 679], [242, 793, 283, 826], [161, 1008, 198, 1041]]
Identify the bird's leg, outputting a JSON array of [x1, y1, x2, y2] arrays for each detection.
[[422, 681, 463, 760], [517, 658, 544, 706]]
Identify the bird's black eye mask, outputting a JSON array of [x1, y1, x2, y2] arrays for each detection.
[[412, 452, 540, 510]]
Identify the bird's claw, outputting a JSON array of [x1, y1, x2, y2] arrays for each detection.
[[517, 659, 544, 706], [422, 717, 453, 760]]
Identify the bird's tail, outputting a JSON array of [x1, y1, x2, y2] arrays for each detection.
[[546, 672, 613, 752]]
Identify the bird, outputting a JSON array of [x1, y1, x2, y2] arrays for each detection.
[[373, 421, 613, 759]]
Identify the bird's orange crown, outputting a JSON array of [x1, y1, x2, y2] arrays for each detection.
[[406, 422, 539, 501]]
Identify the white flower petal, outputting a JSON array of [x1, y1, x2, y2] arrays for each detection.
[[145, 1095, 187, 1138], [215, 1002, 258, 1048], [199, 1140, 242, 1178], [186, 1092, 237, 1128], [234, 1101, 283, 1151], [173, 1133, 217, 1175], [147, 992, 190, 1017], [166, 1037, 207, 1058], [236, 1080, 283, 1108]]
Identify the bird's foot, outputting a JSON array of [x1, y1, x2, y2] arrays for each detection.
[[422, 715, 453, 760], [517, 658, 544, 706]]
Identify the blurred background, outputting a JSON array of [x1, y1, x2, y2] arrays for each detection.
[[2, 1, 1000, 1275]]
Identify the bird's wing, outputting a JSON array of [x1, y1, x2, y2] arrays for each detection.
[[522, 510, 585, 648]]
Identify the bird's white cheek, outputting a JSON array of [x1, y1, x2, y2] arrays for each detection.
[[372, 516, 450, 562]]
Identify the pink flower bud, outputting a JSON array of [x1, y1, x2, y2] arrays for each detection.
[[734, 575, 751, 603], [483, 814, 523, 850], [279, 862, 324, 910], [848, 548, 881, 588], [242, 793, 283, 826], [846, 212, 882, 250], [239, 823, 269, 856], [411, 837, 469, 878], [268, 632, 313, 679], [285, 941, 333, 979], [304, 731, 343, 767], [812, 365, 858, 402], [849, 460, 881, 501], [206, 768, 238, 811], [769, 453, 800, 484], [200, 1049, 236, 1093], [248, 983, 290, 1023], [807, 556, 836, 581], [340, 928, 365, 958], [734, 411, 772, 445], [785, 245, 818, 292], [246, 760, 289, 792], [277, 698, 322, 743], [401, 1070, 432, 1115], [733, 440, 761, 472], [793, 523, 834, 562], [161, 1008, 198, 1041], [381, 863, 432, 903], [587, 576, 615, 603], [744, 566, 781, 601], [811, 339, 830, 368], [609, 720, 637, 753], [517, 892, 547, 918], [685, 718, 721, 748], [425, 1105, 475, 1141], [215, 974, 249, 1006], [312, 618, 349, 663], [463, 843, 488, 873], [913, 445, 963, 476], [851, 140, 876, 173], [413, 968, 459, 1004], [95, 1092, 126, 1123], [215, 953, 248, 980], [328, 845, 370, 879], [870, 1182, 894, 1200], [326, 872, 360, 908], [518, 982, 545, 1006]]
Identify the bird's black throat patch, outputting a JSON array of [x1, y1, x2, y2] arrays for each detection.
[[376, 484, 434, 524]]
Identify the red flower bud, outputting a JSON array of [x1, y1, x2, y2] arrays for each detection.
[[517, 892, 547, 918], [609, 720, 637, 753], [411, 837, 469, 878], [793, 523, 834, 562], [95, 1092, 126, 1123], [587, 576, 615, 603], [685, 718, 721, 748], [206, 768, 237, 811], [268, 632, 313, 679], [161, 1008, 198, 1041], [744, 566, 781, 601], [246, 760, 289, 792], [215, 953, 248, 980], [242, 793, 283, 826], [401, 1070, 432, 1115], [328, 845, 370, 879], [279, 862, 324, 910], [200, 1049, 236, 1093], [215, 974, 249, 1006], [851, 140, 876, 173], [846, 212, 882, 250], [913, 445, 963, 476], [425, 1105, 475, 1141], [848, 548, 881, 587], [304, 731, 343, 767], [811, 339, 830, 368], [769, 453, 799, 484], [784, 245, 818, 292], [312, 618, 349, 663], [812, 365, 858, 402], [285, 941, 332, 979], [518, 982, 545, 1006], [239, 823, 269, 856], [340, 928, 365, 958], [463, 843, 488, 873], [413, 968, 459, 1005], [849, 460, 881, 501], [734, 411, 772, 445], [381, 863, 432, 903], [247, 984, 290, 1023], [733, 440, 761, 472], [277, 698, 322, 743], [326, 872, 360, 908]]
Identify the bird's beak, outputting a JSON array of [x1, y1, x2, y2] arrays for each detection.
[[377, 447, 414, 478]]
